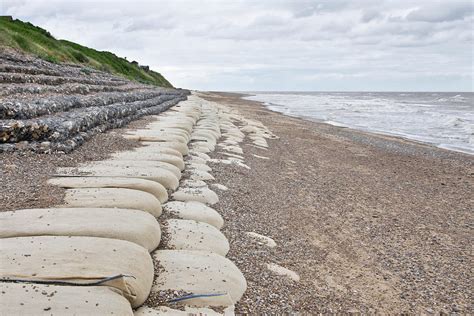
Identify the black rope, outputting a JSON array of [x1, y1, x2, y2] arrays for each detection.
[[0, 274, 135, 286]]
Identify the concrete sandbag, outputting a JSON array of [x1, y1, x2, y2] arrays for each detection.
[[187, 155, 207, 165], [126, 130, 189, 143], [141, 141, 189, 155], [135, 305, 234, 316], [163, 201, 223, 229], [187, 170, 215, 181], [180, 179, 207, 188], [61, 188, 162, 217], [0, 236, 154, 307], [123, 134, 187, 144], [56, 166, 179, 190], [190, 145, 211, 153], [172, 187, 219, 205], [48, 176, 168, 203], [0, 283, 133, 316], [152, 250, 246, 307], [189, 151, 211, 160], [186, 162, 212, 172], [0, 208, 161, 251], [131, 151, 186, 170], [114, 147, 183, 159], [147, 121, 194, 134], [87, 160, 182, 179], [164, 219, 229, 256]]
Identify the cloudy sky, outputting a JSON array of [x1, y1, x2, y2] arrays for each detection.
[[2, 0, 473, 91]]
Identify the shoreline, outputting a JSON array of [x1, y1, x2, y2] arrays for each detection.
[[212, 91, 473, 160], [234, 91, 473, 157]]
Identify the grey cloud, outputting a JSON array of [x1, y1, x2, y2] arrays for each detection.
[[406, 1, 473, 22], [2, 0, 472, 91]]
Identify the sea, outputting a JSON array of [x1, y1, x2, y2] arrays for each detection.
[[243, 92, 474, 155]]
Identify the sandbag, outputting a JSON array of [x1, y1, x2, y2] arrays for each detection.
[[135, 305, 234, 316], [163, 201, 224, 229], [60, 188, 162, 217], [180, 179, 207, 188], [48, 176, 168, 203], [140, 141, 189, 155], [164, 219, 229, 256], [86, 160, 182, 179], [171, 187, 219, 205], [126, 131, 188, 143], [0, 236, 154, 307], [189, 151, 211, 161], [113, 147, 183, 158], [186, 162, 212, 172], [0, 283, 133, 316], [187, 169, 215, 181], [131, 151, 186, 170], [0, 208, 161, 251], [56, 166, 179, 190], [152, 250, 246, 307]]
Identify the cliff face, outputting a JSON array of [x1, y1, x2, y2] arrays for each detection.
[[0, 17, 173, 87], [0, 49, 189, 153]]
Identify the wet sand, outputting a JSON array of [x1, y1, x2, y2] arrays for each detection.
[[200, 91, 473, 313]]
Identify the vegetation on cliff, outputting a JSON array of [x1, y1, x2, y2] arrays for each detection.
[[0, 17, 173, 87]]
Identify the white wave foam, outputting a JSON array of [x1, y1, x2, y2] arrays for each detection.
[[244, 92, 474, 155]]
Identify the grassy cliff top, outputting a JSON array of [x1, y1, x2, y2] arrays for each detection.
[[0, 17, 173, 87]]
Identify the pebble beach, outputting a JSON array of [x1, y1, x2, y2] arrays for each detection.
[[1, 87, 472, 313]]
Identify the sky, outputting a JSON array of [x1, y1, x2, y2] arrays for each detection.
[[1, 0, 473, 91]]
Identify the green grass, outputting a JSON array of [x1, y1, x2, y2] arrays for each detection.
[[0, 17, 173, 87]]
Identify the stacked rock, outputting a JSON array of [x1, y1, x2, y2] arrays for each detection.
[[0, 49, 188, 153]]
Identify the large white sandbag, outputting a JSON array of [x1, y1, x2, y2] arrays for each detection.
[[126, 130, 189, 143], [56, 166, 179, 190], [135, 305, 234, 316], [0, 236, 154, 307], [171, 187, 219, 205], [123, 134, 187, 144], [187, 169, 215, 181], [163, 201, 224, 229], [113, 147, 183, 159], [189, 151, 211, 161], [180, 179, 207, 188], [152, 250, 246, 307], [141, 141, 189, 155], [129, 151, 186, 170], [146, 121, 194, 134], [0, 283, 133, 316], [60, 188, 162, 217], [48, 176, 168, 203], [86, 160, 182, 179], [186, 162, 212, 172], [0, 208, 161, 251], [187, 155, 207, 165], [164, 219, 229, 256]]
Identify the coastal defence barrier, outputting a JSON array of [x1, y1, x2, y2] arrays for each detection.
[[0, 49, 189, 153], [0, 93, 278, 315]]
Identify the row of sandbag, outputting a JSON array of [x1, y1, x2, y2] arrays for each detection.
[[0, 95, 246, 315], [124, 96, 247, 315]]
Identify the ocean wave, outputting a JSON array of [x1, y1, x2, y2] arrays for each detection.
[[244, 91, 474, 155]]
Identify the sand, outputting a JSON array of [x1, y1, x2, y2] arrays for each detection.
[[1, 92, 472, 313], [199, 92, 473, 314]]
